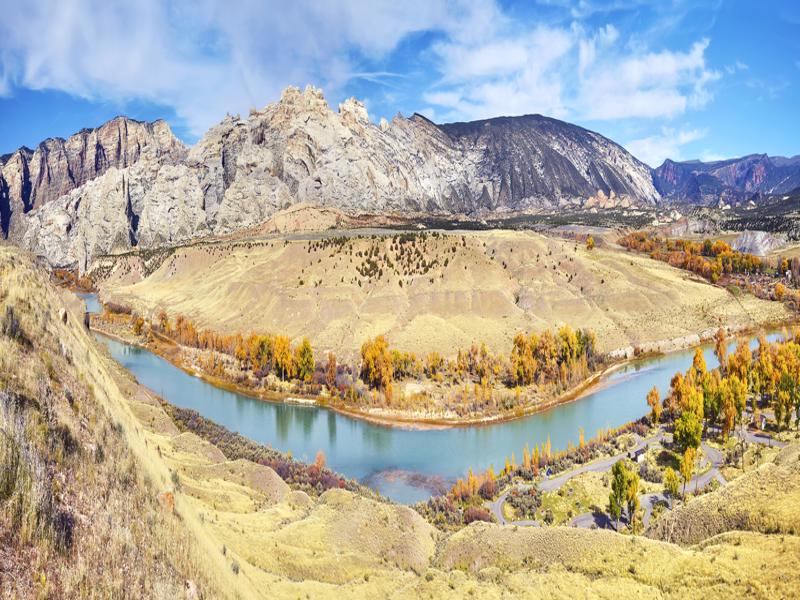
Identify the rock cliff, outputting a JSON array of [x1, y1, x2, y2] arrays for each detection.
[[652, 154, 800, 204], [5, 85, 661, 270]]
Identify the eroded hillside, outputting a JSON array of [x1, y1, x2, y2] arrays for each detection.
[[93, 229, 789, 359]]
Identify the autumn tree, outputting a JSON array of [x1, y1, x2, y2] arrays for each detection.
[[679, 447, 696, 501], [663, 466, 680, 508], [360, 335, 393, 390], [295, 338, 315, 383], [326, 352, 337, 393], [510, 333, 536, 385], [273, 335, 293, 380], [692, 347, 707, 376], [586, 235, 595, 251], [132, 315, 145, 336], [646, 386, 662, 424], [714, 328, 727, 372]]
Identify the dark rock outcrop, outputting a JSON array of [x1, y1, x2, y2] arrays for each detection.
[[653, 154, 800, 205]]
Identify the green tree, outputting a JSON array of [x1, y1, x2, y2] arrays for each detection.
[[609, 460, 627, 531], [674, 410, 702, 452], [663, 466, 680, 508], [679, 447, 696, 501], [294, 338, 315, 383], [625, 464, 641, 531]]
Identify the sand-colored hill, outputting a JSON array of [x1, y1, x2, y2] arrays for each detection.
[[3, 245, 800, 599], [94, 229, 789, 360]]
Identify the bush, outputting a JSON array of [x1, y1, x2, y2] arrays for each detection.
[[1, 306, 22, 341], [463, 506, 493, 524], [506, 486, 541, 519]]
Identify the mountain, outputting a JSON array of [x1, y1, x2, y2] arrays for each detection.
[[3, 85, 659, 270], [652, 154, 800, 204], [0, 117, 186, 240]]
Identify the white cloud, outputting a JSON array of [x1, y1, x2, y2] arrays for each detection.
[[0, 0, 723, 148], [625, 127, 706, 167], [0, 0, 470, 136], [424, 17, 720, 124]]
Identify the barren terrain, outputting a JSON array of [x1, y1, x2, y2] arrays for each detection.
[[93, 229, 790, 361]]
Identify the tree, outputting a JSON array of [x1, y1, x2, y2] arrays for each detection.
[[679, 447, 696, 501], [314, 450, 326, 470], [586, 235, 595, 251], [295, 338, 315, 382], [360, 335, 393, 390], [646, 386, 662, 424], [674, 410, 702, 452], [692, 347, 707, 376], [326, 352, 337, 393], [273, 335, 293, 380], [663, 466, 680, 508], [625, 464, 640, 530], [132, 315, 145, 336], [714, 328, 727, 372], [609, 460, 628, 531]]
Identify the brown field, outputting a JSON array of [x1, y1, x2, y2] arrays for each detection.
[[3, 244, 800, 599], [92, 229, 790, 361]]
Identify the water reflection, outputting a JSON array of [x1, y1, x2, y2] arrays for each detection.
[[89, 294, 783, 505]]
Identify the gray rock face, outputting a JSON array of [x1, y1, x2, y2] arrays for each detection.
[[652, 155, 800, 205], [731, 230, 787, 256], [7, 86, 662, 270], [0, 117, 185, 240]]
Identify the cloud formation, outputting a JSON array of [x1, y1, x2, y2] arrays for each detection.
[[424, 19, 719, 123], [625, 127, 707, 167], [0, 0, 721, 145], [0, 0, 465, 135]]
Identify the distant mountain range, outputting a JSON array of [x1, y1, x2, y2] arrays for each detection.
[[0, 85, 795, 270], [652, 154, 800, 204]]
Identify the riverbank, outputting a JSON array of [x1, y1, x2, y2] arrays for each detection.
[[90, 313, 616, 430], [87, 307, 792, 433]]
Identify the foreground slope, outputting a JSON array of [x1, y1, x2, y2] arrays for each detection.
[[94, 229, 789, 359], [3, 245, 800, 599]]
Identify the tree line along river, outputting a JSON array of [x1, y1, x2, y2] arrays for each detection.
[[81, 293, 780, 503]]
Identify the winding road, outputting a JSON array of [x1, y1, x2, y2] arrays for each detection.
[[489, 426, 783, 529]]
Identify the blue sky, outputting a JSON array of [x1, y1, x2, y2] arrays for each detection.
[[0, 0, 797, 167]]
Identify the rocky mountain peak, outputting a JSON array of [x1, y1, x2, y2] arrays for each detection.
[[12, 85, 663, 271]]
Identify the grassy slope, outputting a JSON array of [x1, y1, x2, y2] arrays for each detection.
[[3, 245, 800, 599], [94, 230, 789, 359]]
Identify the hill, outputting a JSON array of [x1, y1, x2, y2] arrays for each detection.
[[91, 229, 789, 360], [653, 154, 800, 204], [2, 244, 800, 598]]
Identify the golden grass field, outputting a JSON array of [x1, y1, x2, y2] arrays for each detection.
[[3, 244, 800, 599], [93, 229, 790, 361]]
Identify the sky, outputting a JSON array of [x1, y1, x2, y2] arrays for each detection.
[[0, 0, 797, 167]]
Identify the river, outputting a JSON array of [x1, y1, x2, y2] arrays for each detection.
[[83, 294, 782, 503]]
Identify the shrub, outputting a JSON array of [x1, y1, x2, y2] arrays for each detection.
[[463, 506, 493, 524]]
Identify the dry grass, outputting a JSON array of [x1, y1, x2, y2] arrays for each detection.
[[93, 229, 789, 360], [647, 443, 800, 545], [4, 244, 800, 599]]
